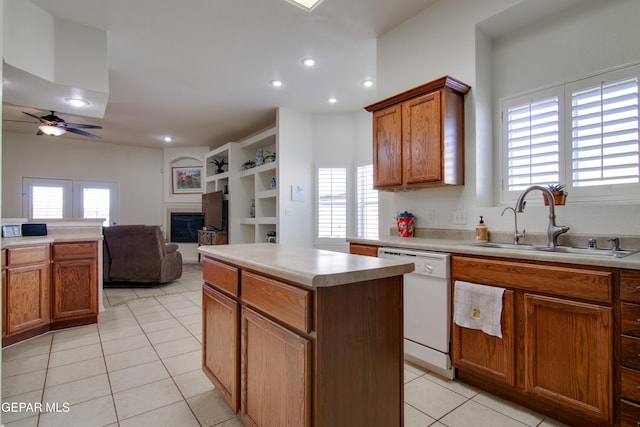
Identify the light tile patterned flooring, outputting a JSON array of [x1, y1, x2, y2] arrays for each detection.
[[1, 264, 568, 427]]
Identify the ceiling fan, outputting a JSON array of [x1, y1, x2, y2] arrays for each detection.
[[10, 111, 103, 139]]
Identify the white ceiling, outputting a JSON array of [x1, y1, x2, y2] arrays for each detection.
[[2, 0, 438, 148]]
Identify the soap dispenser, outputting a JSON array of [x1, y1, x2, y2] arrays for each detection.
[[475, 216, 488, 242]]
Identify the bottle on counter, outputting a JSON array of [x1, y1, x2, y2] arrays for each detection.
[[475, 216, 488, 242]]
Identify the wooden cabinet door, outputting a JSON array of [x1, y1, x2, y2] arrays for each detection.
[[372, 104, 403, 188], [203, 285, 239, 412], [241, 307, 310, 427], [452, 289, 515, 385], [524, 294, 613, 423], [402, 90, 442, 186], [4, 263, 49, 336], [51, 258, 98, 321]]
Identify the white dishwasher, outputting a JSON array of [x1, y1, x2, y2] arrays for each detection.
[[378, 247, 453, 379]]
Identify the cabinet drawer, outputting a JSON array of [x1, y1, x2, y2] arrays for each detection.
[[622, 271, 640, 304], [623, 368, 640, 402], [349, 243, 379, 257], [241, 271, 312, 333], [623, 335, 640, 370], [620, 399, 640, 427], [452, 256, 612, 304], [52, 242, 97, 260], [622, 303, 640, 337], [7, 245, 49, 266], [203, 257, 239, 297]]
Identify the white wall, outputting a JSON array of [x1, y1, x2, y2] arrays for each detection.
[[311, 112, 372, 251], [375, 0, 640, 237], [278, 107, 313, 247], [2, 132, 164, 225]]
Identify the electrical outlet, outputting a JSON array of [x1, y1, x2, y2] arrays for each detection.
[[453, 210, 467, 225], [424, 209, 435, 225]]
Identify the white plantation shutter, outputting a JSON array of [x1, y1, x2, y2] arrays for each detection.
[[571, 77, 639, 187], [22, 178, 117, 223], [31, 186, 65, 219], [317, 167, 347, 238], [82, 187, 111, 226], [506, 96, 560, 191], [356, 164, 378, 238]]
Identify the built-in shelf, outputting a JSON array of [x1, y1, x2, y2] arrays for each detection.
[[204, 125, 278, 244]]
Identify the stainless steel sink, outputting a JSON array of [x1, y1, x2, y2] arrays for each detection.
[[461, 242, 637, 258]]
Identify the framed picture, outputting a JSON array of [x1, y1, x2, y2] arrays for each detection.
[[172, 167, 203, 193]]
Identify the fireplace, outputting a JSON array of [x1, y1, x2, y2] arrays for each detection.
[[170, 212, 204, 243]]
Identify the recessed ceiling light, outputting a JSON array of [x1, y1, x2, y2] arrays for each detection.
[[285, 0, 324, 12], [302, 58, 315, 67], [163, 136, 172, 143], [328, 97, 337, 104], [362, 80, 374, 88], [65, 97, 90, 107], [270, 80, 283, 87]]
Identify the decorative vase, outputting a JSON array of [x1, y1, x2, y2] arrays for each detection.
[[543, 191, 567, 206]]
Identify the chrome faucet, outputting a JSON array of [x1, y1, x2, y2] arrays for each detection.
[[515, 185, 569, 248], [501, 207, 525, 245]]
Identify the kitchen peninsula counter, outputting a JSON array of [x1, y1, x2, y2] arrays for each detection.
[[198, 243, 414, 427]]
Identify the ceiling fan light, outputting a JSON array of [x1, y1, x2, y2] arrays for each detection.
[[285, 0, 324, 12], [65, 97, 90, 107], [39, 125, 66, 136]]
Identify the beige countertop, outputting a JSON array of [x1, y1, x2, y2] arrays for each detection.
[[198, 243, 415, 287], [349, 235, 640, 270], [1, 234, 103, 248]]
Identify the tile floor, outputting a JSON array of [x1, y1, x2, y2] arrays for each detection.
[[1, 264, 568, 427]]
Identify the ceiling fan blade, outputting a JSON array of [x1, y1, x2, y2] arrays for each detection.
[[3, 119, 38, 124], [22, 111, 47, 122], [66, 123, 103, 129], [66, 128, 101, 139]]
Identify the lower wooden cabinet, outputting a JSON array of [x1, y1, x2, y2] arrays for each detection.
[[619, 270, 640, 426], [451, 255, 614, 426], [524, 294, 612, 422], [51, 242, 98, 323], [202, 284, 239, 412], [241, 307, 310, 427], [3, 245, 50, 345], [452, 290, 515, 385], [2, 241, 99, 347], [202, 254, 404, 427], [4, 262, 50, 337]]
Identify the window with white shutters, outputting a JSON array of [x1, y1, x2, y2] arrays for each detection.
[[570, 76, 639, 187], [505, 95, 561, 191], [317, 167, 347, 239], [82, 187, 111, 226], [22, 177, 118, 224], [31, 185, 65, 219], [501, 63, 640, 203], [356, 164, 378, 238]]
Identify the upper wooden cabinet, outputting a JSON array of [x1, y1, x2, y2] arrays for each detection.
[[365, 76, 470, 190]]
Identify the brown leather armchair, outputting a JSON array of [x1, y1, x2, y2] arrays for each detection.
[[103, 225, 182, 285]]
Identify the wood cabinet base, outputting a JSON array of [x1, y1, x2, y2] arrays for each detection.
[[458, 369, 608, 427]]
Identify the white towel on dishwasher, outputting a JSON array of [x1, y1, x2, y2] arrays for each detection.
[[453, 280, 505, 338]]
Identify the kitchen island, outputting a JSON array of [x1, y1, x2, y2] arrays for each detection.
[[198, 243, 414, 427]]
